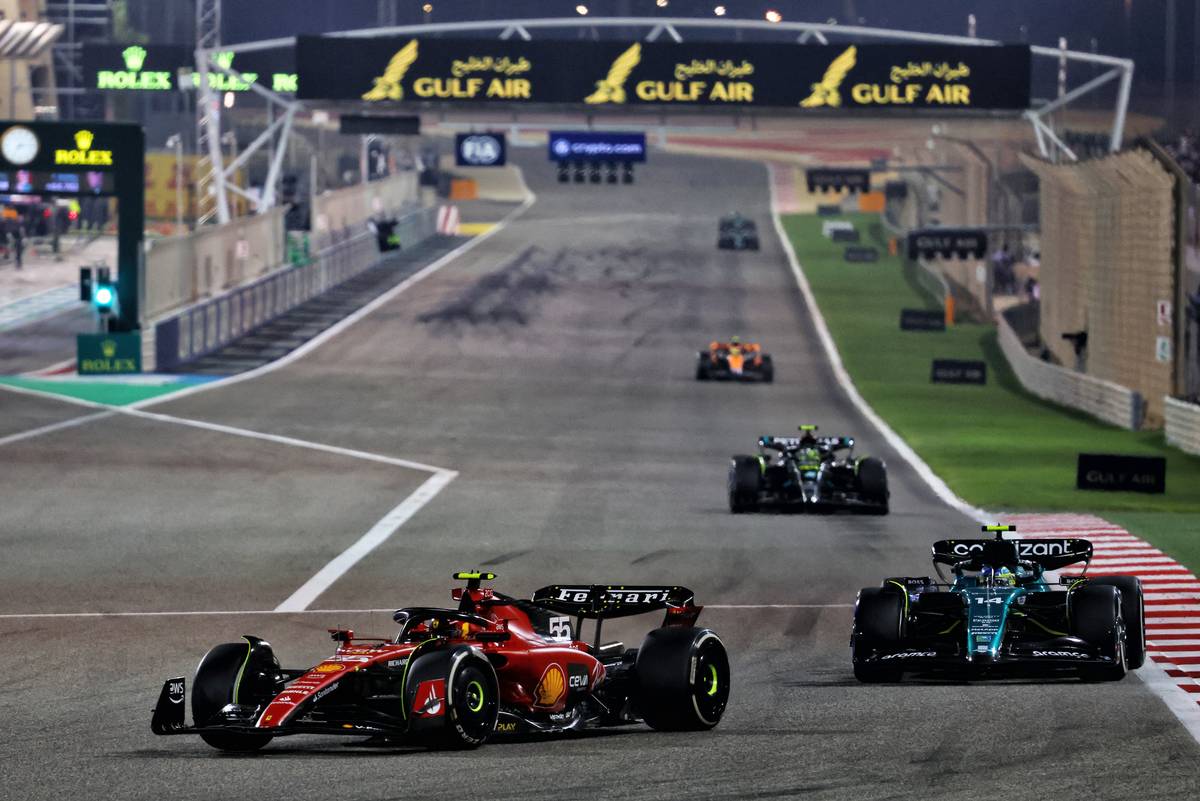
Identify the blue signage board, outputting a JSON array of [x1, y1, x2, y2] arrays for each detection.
[[547, 131, 647, 163]]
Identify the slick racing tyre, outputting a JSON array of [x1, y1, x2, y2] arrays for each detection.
[[405, 646, 499, 749], [193, 640, 278, 752], [760, 355, 774, 383], [728, 456, 761, 513], [851, 587, 905, 683], [856, 457, 889, 515], [1070, 585, 1128, 682], [1089, 576, 1145, 669], [636, 627, 730, 731]]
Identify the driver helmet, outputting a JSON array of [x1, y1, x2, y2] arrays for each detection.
[[730, 335, 741, 346], [980, 565, 1016, 587]]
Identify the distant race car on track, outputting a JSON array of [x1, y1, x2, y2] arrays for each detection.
[[851, 525, 1146, 682], [696, 337, 774, 382], [717, 213, 760, 250], [152, 572, 730, 751], [729, 425, 888, 513]]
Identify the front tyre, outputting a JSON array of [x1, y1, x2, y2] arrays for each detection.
[[636, 628, 730, 731], [851, 587, 905, 683], [406, 647, 499, 749], [193, 641, 276, 752], [1089, 576, 1145, 669], [1071, 585, 1128, 682], [856, 457, 889, 515], [729, 456, 761, 513]]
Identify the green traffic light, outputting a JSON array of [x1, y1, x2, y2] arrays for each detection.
[[94, 286, 115, 308]]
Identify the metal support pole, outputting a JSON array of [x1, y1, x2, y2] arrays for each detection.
[[261, 106, 294, 211], [166, 133, 184, 234], [1110, 63, 1134, 152]]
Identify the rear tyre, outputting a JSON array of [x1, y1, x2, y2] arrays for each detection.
[[852, 587, 905, 683], [729, 456, 761, 513], [857, 457, 889, 515], [760, 356, 774, 383], [193, 641, 276, 752], [1089, 576, 1145, 669], [636, 628, 730, 731], [695, 353, 710, 381], [1071, 585, 1128, 682]]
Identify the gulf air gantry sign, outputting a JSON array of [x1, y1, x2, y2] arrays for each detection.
[[297, 37, 1030, 110]]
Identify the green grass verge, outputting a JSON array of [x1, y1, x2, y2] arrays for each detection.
[[781, 212, 1200, 564]]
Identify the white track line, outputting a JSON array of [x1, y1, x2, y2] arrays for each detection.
[[0, 410, 114, 448], [127, 193, 536, 412], [0, 602, 852, 620], [1, 196, 538, 610], [767, 164, 987, 523], [119, 407, 450, 474], [0, 378, 109, 412], [274, 469, 457, 612]]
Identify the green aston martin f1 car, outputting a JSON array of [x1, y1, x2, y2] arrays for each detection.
[[851, 525, 1145, 682]]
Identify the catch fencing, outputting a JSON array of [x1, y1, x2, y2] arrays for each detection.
[[154, 206, 437, 371], [1022, 149, 1176, 426], [998, 312, 1144, 430]]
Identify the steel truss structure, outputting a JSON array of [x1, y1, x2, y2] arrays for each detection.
[[196, 16, 1134, 225]]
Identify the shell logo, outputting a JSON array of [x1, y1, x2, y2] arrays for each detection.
[[314, 663, 345, 674], [534, 663, 566, 707]]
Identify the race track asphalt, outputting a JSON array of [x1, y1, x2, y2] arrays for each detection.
[[0, 148, 1196, 801]]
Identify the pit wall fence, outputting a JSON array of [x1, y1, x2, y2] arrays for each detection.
[[153, 205, 437, 372]]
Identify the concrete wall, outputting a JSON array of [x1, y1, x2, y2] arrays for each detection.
[[1164, 397, 1200, 455], [998, 312, 1144, 430], [312, 172, 418, 234], [144, 208, 286, 321], [1024, 150, 1177, 426]]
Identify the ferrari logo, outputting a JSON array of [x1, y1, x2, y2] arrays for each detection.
[[799, 46, 857, 108], [585, 43, 641, 104], [363, 39, 419, 101]]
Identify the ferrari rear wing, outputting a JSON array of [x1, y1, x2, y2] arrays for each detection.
[[532, 585, 697, 620]]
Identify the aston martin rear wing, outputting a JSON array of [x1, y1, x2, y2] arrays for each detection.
[[932, 537, 1093, 571]]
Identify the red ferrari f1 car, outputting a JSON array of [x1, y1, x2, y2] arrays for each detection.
[[151, 573, 731, 751]]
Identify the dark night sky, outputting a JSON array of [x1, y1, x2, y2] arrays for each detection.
[[120, 0, 1194, 92], [216, 0, 1185, 75]]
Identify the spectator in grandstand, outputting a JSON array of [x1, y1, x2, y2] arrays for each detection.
[[1165, 130, 1200, 185], [12, 223, 24, 270], [992, 244, 1017, 295], [1025, 276, 1040, 303]]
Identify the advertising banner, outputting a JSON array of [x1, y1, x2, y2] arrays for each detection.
[[547, 131, 647, 163], [297, 37, 1031, 111], [77, 333, 142, 375], [455, 132, 507, 167], [1076, 454, 1166, 494], [82, 44, 298, 94]]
